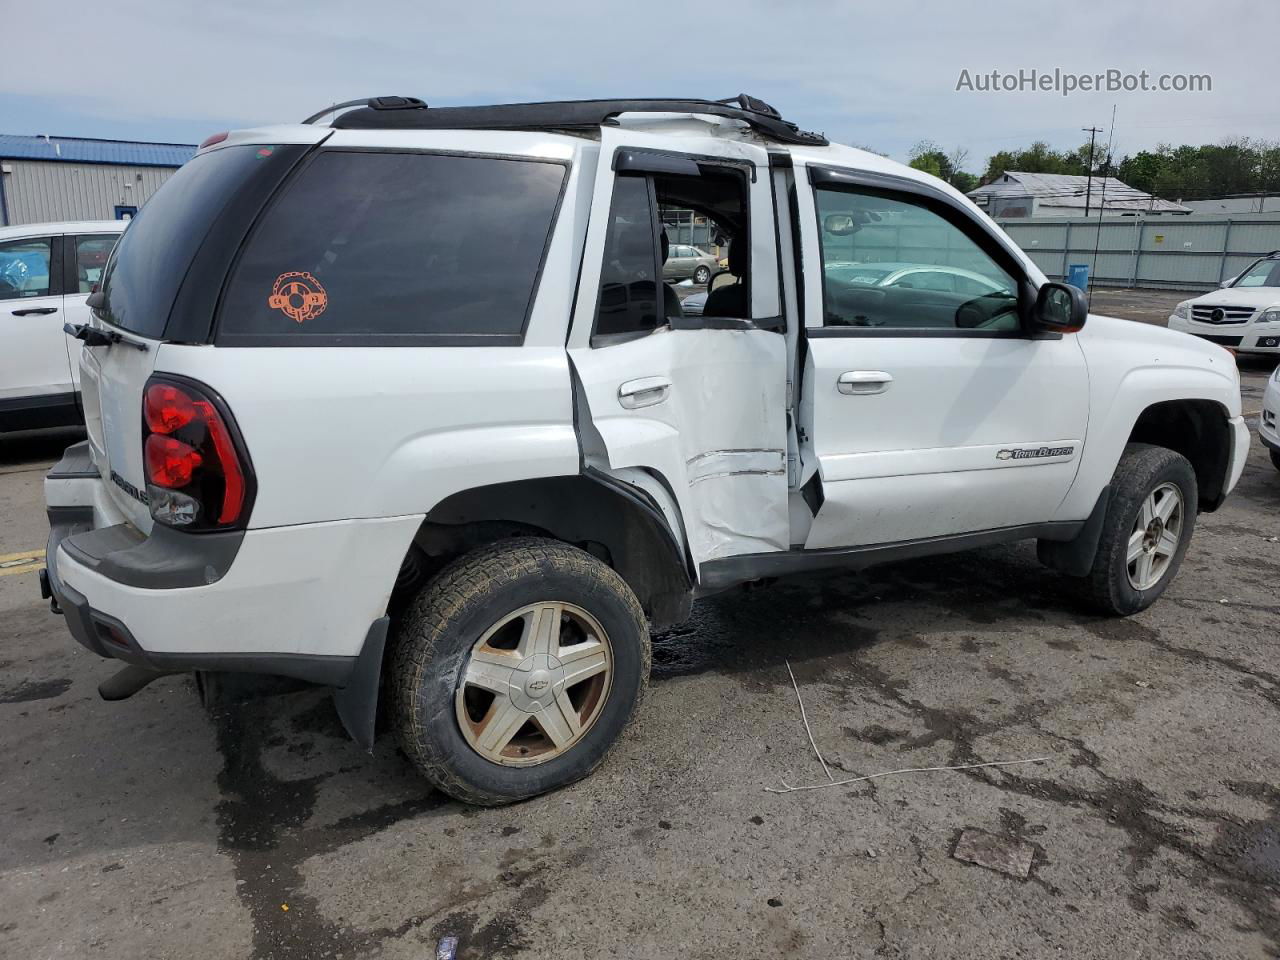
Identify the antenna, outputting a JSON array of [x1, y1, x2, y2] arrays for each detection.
[[1086, 107, 1117, 307], [1082, 125, 1103, 216]]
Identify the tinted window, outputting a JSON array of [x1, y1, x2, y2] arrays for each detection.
[[595, 176, 660, 337], [816, 187, 1020, 332], [218, 151, 566, 343], [0, 238, 52, 300], [73, 234, 118, 293], [100, 145, 278, 338]]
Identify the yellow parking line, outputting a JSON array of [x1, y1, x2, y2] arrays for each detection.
[[0, 549, 46, 578]]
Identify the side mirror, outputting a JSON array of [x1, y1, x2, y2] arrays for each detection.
[[1032, 282, 1087, 334], [824, 213, 859, 237]]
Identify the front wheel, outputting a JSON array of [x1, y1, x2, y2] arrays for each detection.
[[389, 538, 650, 805], [1079, 444, 1198, 616], [693, 265, 711, 285], [1271, 448, 1280, 472]]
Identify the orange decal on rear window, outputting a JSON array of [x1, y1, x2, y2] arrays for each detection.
[[267, 271, 327, 324]]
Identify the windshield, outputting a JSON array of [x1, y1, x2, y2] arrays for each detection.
[[1231, 258, 1280, 288], [98, 145, 295, 339]]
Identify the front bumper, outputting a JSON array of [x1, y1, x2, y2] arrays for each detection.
[[1168, 315, 1280, 353], [43, 442, 420, 687]]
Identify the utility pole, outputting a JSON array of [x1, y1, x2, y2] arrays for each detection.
[[1082, 126, 1102, 217]]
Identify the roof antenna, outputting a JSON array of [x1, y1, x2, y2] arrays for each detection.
[[1086, 104, 1117, 309]]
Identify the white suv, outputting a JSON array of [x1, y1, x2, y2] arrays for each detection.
[[0, 221, 124, 432], [1168, 252, 1280, 355], [41, 96, 1250, 805]]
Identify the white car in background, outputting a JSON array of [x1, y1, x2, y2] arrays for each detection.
[[0, 221, 125, 433], [1262, 365, 1280, 471], [1168, 252, 1280, 355]]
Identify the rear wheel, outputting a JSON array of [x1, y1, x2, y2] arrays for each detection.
[[693, 265, 711, 285], [390, 538, 650, 805], [1079, 444, 1198, 616]]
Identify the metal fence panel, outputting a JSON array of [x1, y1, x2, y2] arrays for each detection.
[[996, 214, 1280, 290]]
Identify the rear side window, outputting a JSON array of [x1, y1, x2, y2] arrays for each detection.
[[73, 234, 118, 293], [0, 237, 53, 300], [217, 151, 567, 345], [99, 145, 283, 338]]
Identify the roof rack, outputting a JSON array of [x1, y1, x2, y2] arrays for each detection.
[[302, 95, 828, 147]]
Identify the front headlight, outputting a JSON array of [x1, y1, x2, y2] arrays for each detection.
[[1258, 308, 1280, 324], [1173, 301, 1191, 319]]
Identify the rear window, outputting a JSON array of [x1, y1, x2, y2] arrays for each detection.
[[216, 150, 567, 345], [99, 145, 285, 339]]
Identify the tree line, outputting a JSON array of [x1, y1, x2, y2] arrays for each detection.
[[904, 138, 1280, 202]]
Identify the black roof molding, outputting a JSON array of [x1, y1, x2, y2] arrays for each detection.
[[308, 95, 828, 147]]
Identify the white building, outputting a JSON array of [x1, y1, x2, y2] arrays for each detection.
[[968, 171, 1190, 218]]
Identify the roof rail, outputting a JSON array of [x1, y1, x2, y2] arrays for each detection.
[[302, 95, 828, 147]]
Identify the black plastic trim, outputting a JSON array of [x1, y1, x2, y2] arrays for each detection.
[[1259, 431, 1279, 453], [697, 520, 1086, 591], [47, 440, 99, 479], [332, 617, 389, 750], [59, 521, 245, 588], [1036, 486, 1111, 577], [806, 326, 1026, 340], [330, 96, 828, 146], [0, 392, 82, 432]]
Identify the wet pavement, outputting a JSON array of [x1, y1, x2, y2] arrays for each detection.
[[2, 291, 1279, 959]]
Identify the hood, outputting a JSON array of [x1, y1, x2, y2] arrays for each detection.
[[1185, 287, 1280, 310]]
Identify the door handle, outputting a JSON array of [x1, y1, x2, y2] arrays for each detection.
[[12, 307, 58, 316], [837, 370, 893, 395], [618, 376, 672, 409]]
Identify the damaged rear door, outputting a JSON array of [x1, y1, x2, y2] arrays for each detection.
[[567, 126, 790, 571]]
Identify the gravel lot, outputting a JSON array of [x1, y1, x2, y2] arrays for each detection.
[[2, 289, 1278, 960]]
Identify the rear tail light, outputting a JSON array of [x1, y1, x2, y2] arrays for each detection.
[[141, 376, 254, 531]]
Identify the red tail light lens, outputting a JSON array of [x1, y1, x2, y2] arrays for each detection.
[[145, 435, 203, 487], [141, 378, 254, 530], [144, 383, 198, 434]]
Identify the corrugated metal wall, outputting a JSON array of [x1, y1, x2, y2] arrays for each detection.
[[1, 160, 178, 225], [998, 214, 1280, 291]]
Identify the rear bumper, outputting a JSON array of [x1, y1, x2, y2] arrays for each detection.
[[43, 443, 420, 686]]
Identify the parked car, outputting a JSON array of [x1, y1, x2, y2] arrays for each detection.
[[1262, 364, 1280, 471], [0, 221, 125, 433], [662, 241, 718, 284], [824, 261, 1008, 297], [43, 95, 1249, 806], [1168, 252, 1280, 355]]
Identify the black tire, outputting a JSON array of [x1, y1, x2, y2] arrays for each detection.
[[1079, 443, 1198, 616], [389, 537, 650, 806], [693, 265, 711, 285], [1271, 448, 1280, 472]]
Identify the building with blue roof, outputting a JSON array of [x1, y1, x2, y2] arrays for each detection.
[[0, 135, 196, 226]]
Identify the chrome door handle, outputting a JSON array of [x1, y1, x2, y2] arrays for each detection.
[[618, 376, 672, 409], [837, 370, 893, 395]]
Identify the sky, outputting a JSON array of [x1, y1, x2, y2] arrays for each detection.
[[4, 0, 1275, 172]]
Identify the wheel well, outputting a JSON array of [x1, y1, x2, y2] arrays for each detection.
[[396, 474, 693, 630], [1126, 399, 1232, 511]]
